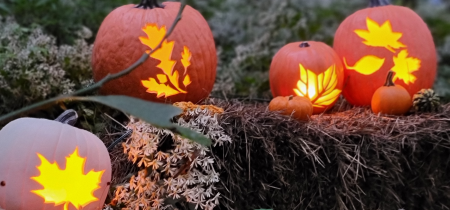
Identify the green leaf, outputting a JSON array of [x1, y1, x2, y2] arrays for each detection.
[[77, 95, 181, 127], [174, 125, 211, 146], [74, 95, 211, 146]]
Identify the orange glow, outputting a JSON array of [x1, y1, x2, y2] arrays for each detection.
[[293, 64, 342, 108], [354, 17, 405, 53], [31, 147, 104, 210], [392, 49, 421, 84], [343, 55, 385, 75], [139, 24, 192, 98]]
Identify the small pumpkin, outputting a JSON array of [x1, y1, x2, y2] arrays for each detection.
[[334, 0, 436, 106], [0, 111, 111, 210], [269, 41, 344, 114], [269, 95, 313, 121], [92, 0, 217, 104], [371, 71, 412, 115]]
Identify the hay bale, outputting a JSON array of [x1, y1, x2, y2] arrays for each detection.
[[208, 98, 450, 210], [110, 98, 450, 210]]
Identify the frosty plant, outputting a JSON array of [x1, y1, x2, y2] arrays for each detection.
[[0, 1, 211, 146], [109, 105, 231, 209]]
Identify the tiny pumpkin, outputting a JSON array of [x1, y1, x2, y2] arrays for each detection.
[[0, 111, 111, 210], [269, 41, 344, 114], [371, 71, 412, 115], [92, 0, 217, 104], [269, 95, 313, 121]]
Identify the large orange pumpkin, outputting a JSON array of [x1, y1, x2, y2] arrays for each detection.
[[0, 117, 111, 210], [333, 0, 437, 106], [269, 41, 344, 114], [92, 0, 217, 104]]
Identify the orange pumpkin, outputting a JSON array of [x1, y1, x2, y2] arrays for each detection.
[[0, 117, 111, 210], [371, 71, 412, 115], [92, 0, 217, 104], [334, 0, 436, 106], [269, 95, 313, 121], [269, 41, 344, 114]]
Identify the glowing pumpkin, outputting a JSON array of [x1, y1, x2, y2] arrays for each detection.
[[0, 118, 111, 210], [333, 0, 437, 106], [269, 41, 344, 114], [92, 0, 217, 104]]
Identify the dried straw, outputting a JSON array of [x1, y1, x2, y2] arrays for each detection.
[[110, 97, 450, 210]]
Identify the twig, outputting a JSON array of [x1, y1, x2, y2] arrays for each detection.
[[0, 3, 186, 124]]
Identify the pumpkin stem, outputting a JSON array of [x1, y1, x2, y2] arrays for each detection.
[[384, 71, 396, 87], [369, 0, 391, 7], [288, 95, 294, 100], [54, 109, 78, 125], [299, 42, 310, 48], [135, 0, 164, 9]]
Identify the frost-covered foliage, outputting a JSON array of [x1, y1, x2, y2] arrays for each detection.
[[108, 107, 231, 210], [0, 16, 93, 114], [417, 1, 450, 100]]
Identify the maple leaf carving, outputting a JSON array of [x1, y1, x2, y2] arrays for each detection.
[[391, 49, 421, 84], [343, 55, 385, 75], [31, 147, 104, 210], [293, 64, 342, 108], [354, 17, 405, 52], [141, 78, 180, 98], [139, 23, 193, 97]]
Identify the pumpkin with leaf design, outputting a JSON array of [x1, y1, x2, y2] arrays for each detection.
[[269, 41, 344, 114], [0, 110, 111, 210], [333, 0, 437, 106], [92, 0, 217, 103]]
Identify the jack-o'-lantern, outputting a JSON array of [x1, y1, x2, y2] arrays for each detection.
[[92, 0, 217, 104], [333, 0, 437, 106], [269, 41, 344, 114], [0, 115, 111, 210]]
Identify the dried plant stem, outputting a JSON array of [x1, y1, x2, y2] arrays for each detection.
[[0, 3, 186, 124]]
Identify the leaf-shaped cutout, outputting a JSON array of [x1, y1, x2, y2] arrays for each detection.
[[343, 55, 385, 75], [157, 74, 168, 84], [139, 24, 166, 50], [141, 78, 180, 98], [293, 64, 342, 108], [181, 46, 192, 74], [139, 23, 189, 98], [354, 17, 406, 52], [31, 147, 104, 209], [391, 49, 421, 84], [183, 74, 192, 87]]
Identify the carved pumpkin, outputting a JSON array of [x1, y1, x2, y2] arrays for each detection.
[[92, 0, 217, 104], [269, 41, 344, 114], [371, 71, 412, 115], [333, 0, 437, 106], [0, 117, 111, 210], [269, 95, 313, 121]]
